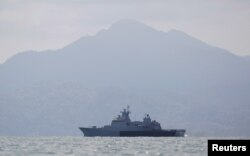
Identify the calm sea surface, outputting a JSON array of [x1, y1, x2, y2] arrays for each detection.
[[0, 137, 207, 156]]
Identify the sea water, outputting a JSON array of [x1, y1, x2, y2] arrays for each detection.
[[0, 137, 207, 156]]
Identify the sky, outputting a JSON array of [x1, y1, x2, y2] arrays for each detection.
[[0, 0, 250, 63]]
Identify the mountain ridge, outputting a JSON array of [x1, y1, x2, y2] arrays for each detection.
[[3, 20, 240, 66], [0, 20, 249, 136]]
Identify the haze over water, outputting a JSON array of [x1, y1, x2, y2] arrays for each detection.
[[1, 1, 250, 155], [0, 137, 207, 156]]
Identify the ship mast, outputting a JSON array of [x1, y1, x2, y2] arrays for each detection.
[[127, 105, 130, 114]]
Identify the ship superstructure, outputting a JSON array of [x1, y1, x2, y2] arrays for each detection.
[[79, 106, 185, 137]]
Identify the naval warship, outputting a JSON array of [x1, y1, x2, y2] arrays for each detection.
[[79, 106, 185, 137]]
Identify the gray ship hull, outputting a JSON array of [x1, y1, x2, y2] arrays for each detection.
[[79, 127, 185, 137], [79, 106, 186, 137]]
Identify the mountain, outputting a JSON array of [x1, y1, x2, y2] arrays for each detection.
[[244, 55, 250, 61], [0, 20, 250, 136]]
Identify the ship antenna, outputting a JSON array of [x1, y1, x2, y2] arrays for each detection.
[[127, 105, 130, 114]]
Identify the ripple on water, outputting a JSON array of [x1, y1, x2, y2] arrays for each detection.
[[0, 137, 209, 156]]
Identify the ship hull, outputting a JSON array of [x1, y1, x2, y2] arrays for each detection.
[[79, 128, 185, 137], [120, 130, 185, 137]]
